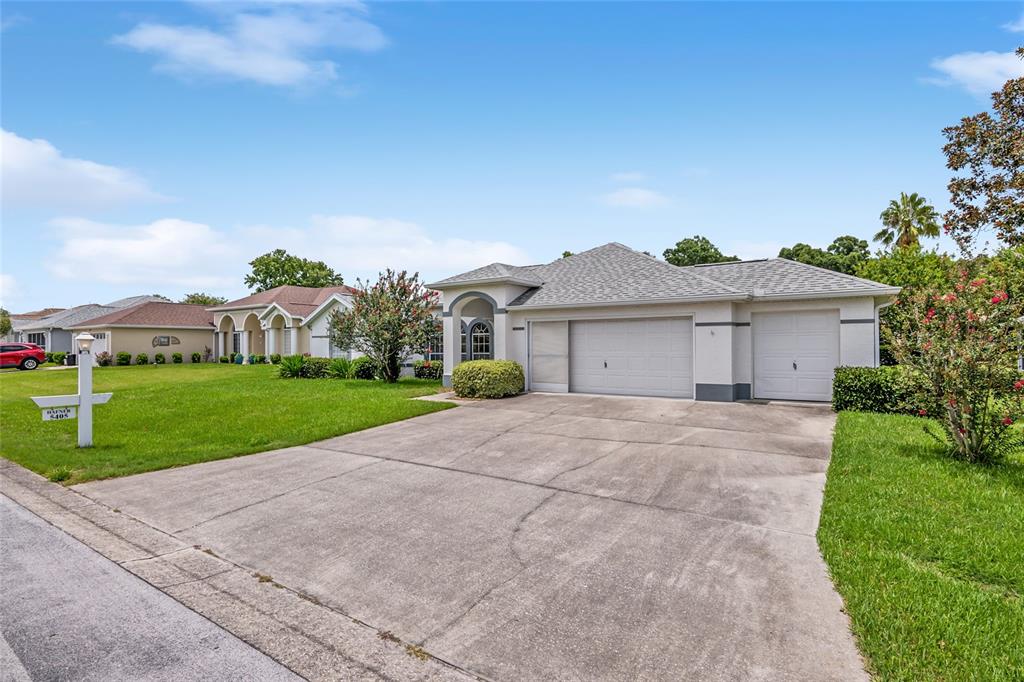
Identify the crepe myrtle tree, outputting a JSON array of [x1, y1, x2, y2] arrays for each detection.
[[887, 264, 1024, 463], [328, 270, 438, 383]]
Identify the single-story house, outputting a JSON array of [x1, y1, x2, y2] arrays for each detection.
[[68, 301, 216, 362], [427, 242, 900, 402], [18, 296, 168, 353], [207, 285, 358, 361], [3, 307, 65, 344]]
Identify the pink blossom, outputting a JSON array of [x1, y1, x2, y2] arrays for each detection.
[[918, 409, 928, 416], [1003, 417, 1014, 426], [1014, 380, 1024, 392], [970, 278, 986, 288], [990, 291, 1008, 304]]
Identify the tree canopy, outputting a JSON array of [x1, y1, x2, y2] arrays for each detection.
[[662, 235, 739, 266], [874, 192, 941, 248], [942, 47, 1024, 253], [179, 292, 227, 306], [0, 308, 11, 337], [777, 235, 870, 275], [244, 249, 344, 293]]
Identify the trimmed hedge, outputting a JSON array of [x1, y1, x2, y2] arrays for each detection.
[[832, 366, 932, 416], [135, 353, 149, 365], [219, 355, 229, 364], [154, 353, 166, 364], [413, 359, 443, 380], [301, 357, 332, 379], [270, 353, 282, 365], [191, 352, 202, 363], [172, 352, 183, 364], [350, 356, 376, 380], [116, 351, 132, 366], [51, 352, 67, 366], [452, 360, 524, 399]]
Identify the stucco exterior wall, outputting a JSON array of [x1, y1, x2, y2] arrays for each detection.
[[83, 327, 216, 361]]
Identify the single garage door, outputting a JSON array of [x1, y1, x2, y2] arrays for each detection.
[[753, 310, 839, 401], [569, 318, 693, 398]]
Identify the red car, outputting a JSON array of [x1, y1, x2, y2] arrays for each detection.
[[1, 343, 46, 370]]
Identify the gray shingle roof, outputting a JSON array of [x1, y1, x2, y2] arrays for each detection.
[[505, 243, 744, 307], [20, 305, 119, 331], [428, 262, 544, 287], [690, 258, 898, 298], [432, 243, 898, 310]]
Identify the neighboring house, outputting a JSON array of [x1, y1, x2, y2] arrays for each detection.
[[17, 296, 167, 353], [68, 301, 215, 362], [207, 285, 358, 361], [4, 308, 66, 343], [427, 242, 900, 402]]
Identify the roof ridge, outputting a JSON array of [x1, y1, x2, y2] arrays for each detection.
[[607, 242, 748, 296]]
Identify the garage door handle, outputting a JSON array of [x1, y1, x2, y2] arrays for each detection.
[[793, 361, 798, 370]]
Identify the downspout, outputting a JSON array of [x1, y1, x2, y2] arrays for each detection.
[[874, 299, 895, 367]]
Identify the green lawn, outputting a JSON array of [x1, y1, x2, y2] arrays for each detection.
[[0, 364, 451, 485], [819, 412, 1024, 681]]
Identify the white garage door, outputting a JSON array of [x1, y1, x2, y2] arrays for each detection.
[[753, 310, 839, 401], [569, 318, 693, 398]]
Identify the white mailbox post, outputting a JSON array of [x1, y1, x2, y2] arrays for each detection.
[[31, 333, 112, 448]]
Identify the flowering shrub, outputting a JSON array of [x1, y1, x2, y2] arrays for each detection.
[[887, 266, 1024, 463], [328, 270, 438, 383], [96, 351, 112, 367]]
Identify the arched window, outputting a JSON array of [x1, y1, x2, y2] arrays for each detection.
[[470, 321, 492, 360]]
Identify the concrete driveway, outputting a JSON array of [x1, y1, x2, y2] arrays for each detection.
[[76, 394, 865, 681]]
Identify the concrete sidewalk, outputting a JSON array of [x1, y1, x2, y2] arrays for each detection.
[[0, 494, 300, 682]]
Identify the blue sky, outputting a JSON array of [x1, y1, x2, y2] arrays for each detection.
[[2, 1, 1021, 310]]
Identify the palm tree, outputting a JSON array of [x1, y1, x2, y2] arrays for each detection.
[[874, 192, 941, 248]]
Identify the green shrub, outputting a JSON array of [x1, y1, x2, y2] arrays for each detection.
[[253, 354, 266, 364], [270, 353, 282, 364], [191, 352, 202, 363], [229, 352, 237, 363], [234, 354, 244, 365], [47, 465, 73, 483], [219, 355, 229, 363], [302, 356, 331, 378], [135, 352, 149, 365], [832, 366, 932, 415], [116, 351, 132, 366], [350, 356, 376, 380], [171, 352, 183, 364], [44, 352, 54, 364], [51, 352, 67, 366], [154, 353, 166, 364], [328, 357, 352, 379], [452, 360, 524, 399], [413, 359, 443, 380], [279, 354, 305, 378], [96, 351, 112, 367]]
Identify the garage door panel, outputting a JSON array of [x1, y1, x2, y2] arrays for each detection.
[[569, 318, 693, 398], [754, 311, 839, 402]]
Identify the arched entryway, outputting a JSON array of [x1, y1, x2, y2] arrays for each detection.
[[217, 315, 236, 359], [265, 313, 294, 356], [240, 313, 265, 358], [446, 291, 497, 373]]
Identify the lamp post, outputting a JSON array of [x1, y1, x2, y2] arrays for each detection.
[[76, 333, 95, 447]]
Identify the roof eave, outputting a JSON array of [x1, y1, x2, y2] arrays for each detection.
[[67, 323, 215, 330], [509, 293, 749, 311], [751, 287, 901, 302], [427, 276, 542, 290]]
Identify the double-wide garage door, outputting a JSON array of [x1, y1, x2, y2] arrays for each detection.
[[569, 318, 693, 398]]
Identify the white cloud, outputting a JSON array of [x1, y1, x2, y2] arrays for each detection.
[[113, 3, 387, 88], [49, 218, 238, 289], [46, 215, 530, 293], [246, 215, 532, 282], [928, 50, 1024, 98], [610, 171, 646, 183], [1, 130, 162, 209], [601, 187, 670, 208], [1003, 13, 1024, 32], [0, 274, 20, 306]]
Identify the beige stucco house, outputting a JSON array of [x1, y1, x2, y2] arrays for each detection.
[[428, 243, 900, 402], [207, 285, 357, 361], [68, 301, 215, 362]]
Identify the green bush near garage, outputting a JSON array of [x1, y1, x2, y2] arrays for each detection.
[[154, 353, 166, 365], [832, 366, 933, 416], [171, 352, 183, 364], [191, 352, 202, 363], [50, 352, 67, 366], [135, 353, 149, 365], [452, 359, 524, 399], [116, 352, 131, 366]]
